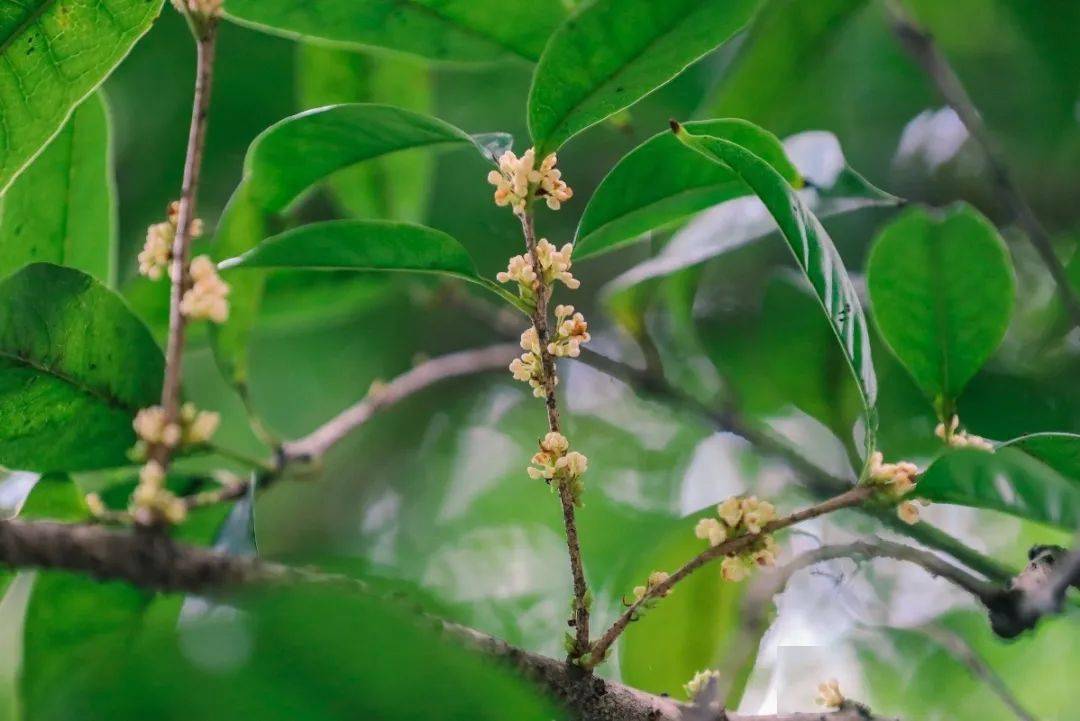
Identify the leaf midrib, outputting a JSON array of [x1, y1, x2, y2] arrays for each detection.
[[0, 0, 55, 58], [0, 348, 136, 412]]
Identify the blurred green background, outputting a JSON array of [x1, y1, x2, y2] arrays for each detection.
[[2, 0, 1080, 719]]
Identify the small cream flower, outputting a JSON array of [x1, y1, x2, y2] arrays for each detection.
[[684, 669, 721, 700], [139, 221, 173, 280], [632, 570, 671, 602], [867, 451, 920, 497], [751, 535, 780, 567], [897, 500, 921, 525], [180, 402, 220, 444], [496, 254, 539, 292], [487, 147, 572, 213], [815, 679, 844, 708], [133, 402, 219, 454], [695, 517, 727, 547], [740, 496, 776, 534], [180, 255, 231, 323], [720, 556, 748, 582], [509, 351, 548, 398], [717, 496, 743, 527], [935, 415, 994, 452], [535, 239, 580, 290], [85, 493, 107, 519], [548, 305, 591, 358]]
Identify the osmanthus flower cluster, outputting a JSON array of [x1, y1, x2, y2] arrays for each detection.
[[124, 402, 220, 525], [684, 668, 721, 699], [527, 432, 588, 506], [864, 451, 928, 525], [694, 495, 780, 582], [487, 148, 573, 213], [138, 202, 231, 323], [936, 415, 994, 452]]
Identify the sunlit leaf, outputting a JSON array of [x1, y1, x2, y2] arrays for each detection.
[[225, 0, 566, 63], [673, 123, 878, 421], [867, 203, 1015, 416], [0, 93, 116, 285], [0, 264, 163, 472], [528, 0, 759, 155], [0, 0, 162, 193]]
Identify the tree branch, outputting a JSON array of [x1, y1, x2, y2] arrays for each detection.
[[281, 343, 520, 464], [518, 209, 592, 659], [0, 516, 899, 721], [588, 486, 876, 666], [886, 0, 1080, 328], [154, 12, 219, 473]]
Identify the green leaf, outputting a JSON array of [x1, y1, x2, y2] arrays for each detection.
[[918, 433, 1080, 529], [618, 513, 746, 699], [0, 93, 116, 285], [295, 45, 434, 222], [603, 131, 898, 290], [209, 103, 499, 389], [0, 0, 162, 193], [575, 119, 800, 260], [62, 585, 564, 721], [17, 473, 86, 521], [220, 220, 520, 308], [528, 0, 758, 155], [673, 124, 878, 418], [0, 263, 163, 472], [866, 203, 1015, 416], [225, 0, 566, 63]]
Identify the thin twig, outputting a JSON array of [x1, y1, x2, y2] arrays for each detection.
[[281, 343, 519, 463], [153, 14, 219, 472], [517, 209, 591, 660], [885, 0, 1080, 327], [587, 486, 876, 666]]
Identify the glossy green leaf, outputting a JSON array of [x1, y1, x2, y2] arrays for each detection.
[[618, 512, 746, 698], [918, 433, 1080, 528], [63, 585, 563, 721], [220, 220, 520, 308], [225, 0, 566, 63], [673, 124, 878, 416], [575, 119, 800, 259], [602, 131, 898, 289], [17, 473, 86, 521], [0, 263, 163, 472], [0, 0, 162, 193], [867, 203, 1015, 415], [295, 45, 434, 222], [0, 93, 115, 285], [209, 104, 499, 389], [528, 0, 758, 155]]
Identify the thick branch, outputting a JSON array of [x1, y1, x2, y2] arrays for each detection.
[[886, 0, 1080, 328], [518, 209, 591, 658], [588, 486, 876, 665], [281, 344, 519, 464]]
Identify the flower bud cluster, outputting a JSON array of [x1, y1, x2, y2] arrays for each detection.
[[130, 402, 220, 460], [497, 239, 581, 298], [631, 570, 671, 604], [816, 679, 844, 708], [684, 669, 721, 700], [527, 431, 588, 505], [138, 201, 204, 280], [180, 255, 230, 323], [547, 305, 590, 358], [131, 460, 187, 526], [694, 495, 780, 582], [865, 451, 928, 525], [935, 415, 994, 452], [487, 148, 573, 213]]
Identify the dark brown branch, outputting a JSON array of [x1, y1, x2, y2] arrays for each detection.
[[886, 0, 1080, 328], [0, 517, 898, 721]]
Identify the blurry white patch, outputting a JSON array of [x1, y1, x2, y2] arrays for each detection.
[[992, 471, 1018, 506], [563, 360, 681, 451], [361, 489, 401, 565], [678, 433, 750, 514], [476, 385, 524, 426], [422, 525, 566, 602], [895, 107, 969, 173], [178, 607, 252, 674], [785, 131, 844, 187], [0, 472, 39, 517], [438, 427, 521, 522], [765, 408, 856, 482]]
